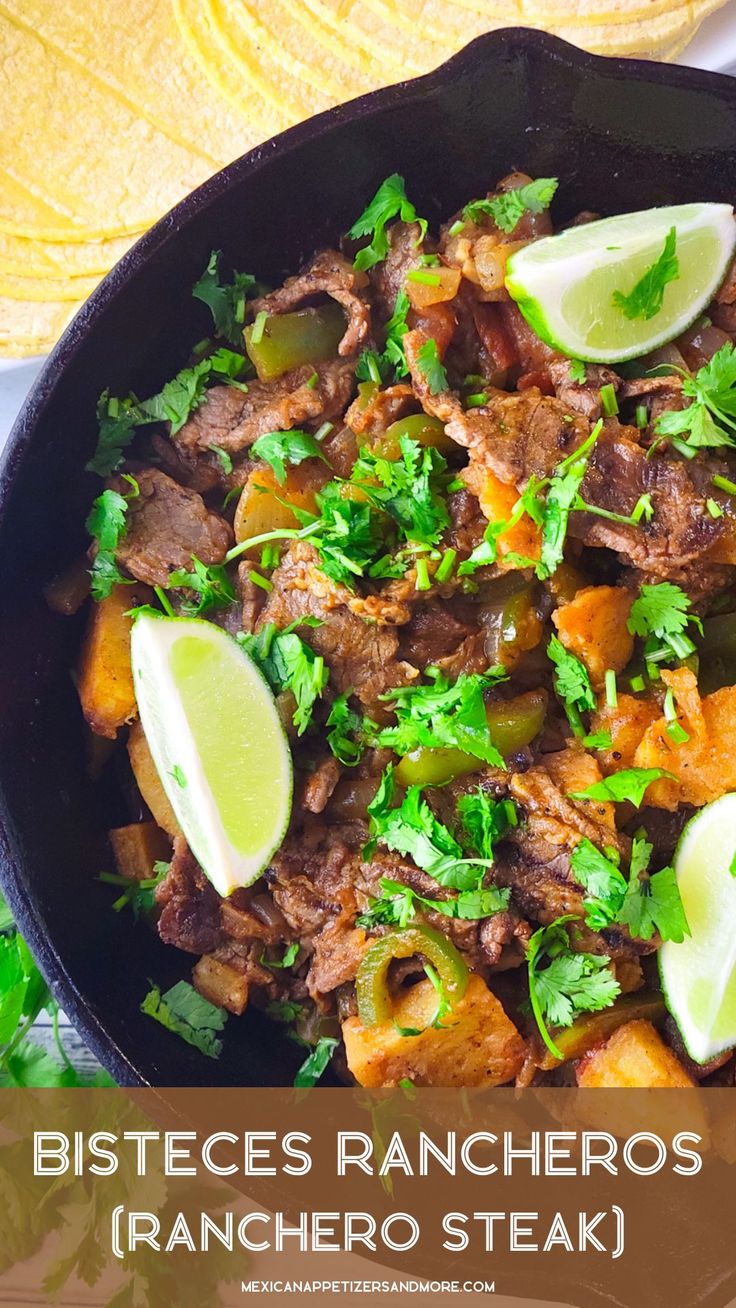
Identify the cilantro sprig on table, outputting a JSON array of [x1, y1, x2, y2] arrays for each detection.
[[612, 226, 679, 322], [570, 836, 689, 943], [526, 916, 621, 1060], [371, 668, 507, 768], [462, 177, 558, 235], [348, 173, 427, 272], [653, 340, 736, 456], [238, 619, 329, 735]]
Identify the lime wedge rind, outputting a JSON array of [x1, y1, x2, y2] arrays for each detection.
[[505, 202, 736, 363], [131, 614, 292, 897], [659, 793, 736, 1064]]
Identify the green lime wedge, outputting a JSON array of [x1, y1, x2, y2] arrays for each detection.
[[505, 202, 736, 363], [131, 614, 292, 897], [659, 794, 736, 1064]]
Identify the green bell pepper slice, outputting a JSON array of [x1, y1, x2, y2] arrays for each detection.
[[356, 924, 469, 1027], [244, 302, 345, 381]]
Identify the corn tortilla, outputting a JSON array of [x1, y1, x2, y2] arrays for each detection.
[[0, 9, 217, 240], [0, 295, 81, 345], [0, 270, 101, 302], [0, 0, 254, 170], [0, 230, 142, 281]]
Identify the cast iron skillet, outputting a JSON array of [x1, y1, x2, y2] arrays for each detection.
[[2, 27, 736, 1087]]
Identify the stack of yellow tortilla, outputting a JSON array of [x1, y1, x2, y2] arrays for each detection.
[[0, 0, 727, 357]]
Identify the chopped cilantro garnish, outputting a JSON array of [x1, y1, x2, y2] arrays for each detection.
[[526, 916, 620, 1060], [141, 980, 226, 1059], [209, 444, 233, 475], [463, 177, 558, 235], [252, 429, 328, 484], [568, 359, 587, 385], [366, 766, 494, 892], [348, 174, 427, 272], [356, 875, 509, 931], [167, 556, 236, 616], [349, 434, 451, 547], [86, 477, 139, 600], [456, 788, 517, 862], [261, 941, 300, 970], [537, 423, 601, 577], [415, 337, 448, 394], [85, 392, 140, 476], [99, 861, 169, 918], [372, 669, 507, 768], [547, 635, 596, 737], [627, 581, 702, 664], [653, 341, 736, 455], [238, 622, 329, 734], [267, 998, 304, 1023], [192, 249, 257, 345], [571, 836, 689, 943], [570, 766, 673, 807], [325, 691, 366, 766], [612, 227, 679, 322], [293, 1035, 338, 1088]]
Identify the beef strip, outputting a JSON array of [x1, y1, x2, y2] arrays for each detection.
[[174, 358, 355, 455], [398, 601, 476, 666], [547, 358, 622, 421], [257, 541, 416, 702], [369, 221, 426, 323], [111, 467, 232, 587], [249, 250, 371, 357], [301, 756, 341, 815], [156, 837, 221, 954]]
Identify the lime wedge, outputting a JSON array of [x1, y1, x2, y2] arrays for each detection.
[[505, 203, 736, 363], [130, 614, 292, 897], [659, 794, 736, 1064]]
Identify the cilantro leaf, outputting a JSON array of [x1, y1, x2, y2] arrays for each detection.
[[463, 178, 558, 235], [192, 249, 257, 344], [267, 998, 303, 1023], [547, 635, 596, 736], [141, 980, 226, 1058], [415, 337, 448, 394], [627, 581, 702, 663], [654, 341, 736, 454], [351, 435, 451, 548], [383, 287, 411, 376], [568, 359, 587, 384], [373, 670, 507, 768], [252, 429, 328, 485], [86, 479, 139, 601], [261, 941, 299, 969], [618, 859, 690, 944], [325, 691, 365, 766], [356, 875, 509, 931], [293, 1035, 338, 1087], [366, 766, 489, 891], [349, 174, 427, 272], [538, 423, 600, 577], [85, 392, 140, 476], [456, 788, 517, 862], [570, 766, 674, 807], [238, 623, 329, 734], [136, 359, 212, 435], [167, 556, 236, 616], [570, 838, 628, 930], [99, 859, 169, 918], [612, 227, 679, 322], [526, 916, 620, 1059]]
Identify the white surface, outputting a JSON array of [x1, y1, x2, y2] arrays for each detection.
[[1, 4, 736, 454]]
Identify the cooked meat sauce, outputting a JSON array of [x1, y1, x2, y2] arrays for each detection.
[[67, 173, 736, 1088]]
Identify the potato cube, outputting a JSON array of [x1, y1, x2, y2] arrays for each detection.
[[343, 973, 525, 1088], [77, 583, 151, 738], [193, 955, 249, 1015], [108, 821, 171, 882], [576, 1019, 695, 1088], [127, 721, 182, 839]]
